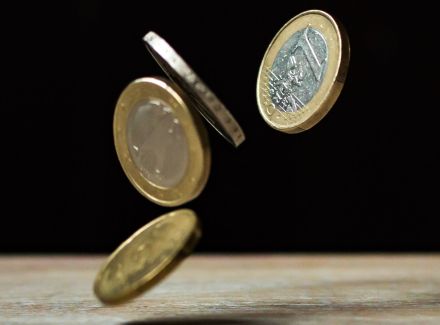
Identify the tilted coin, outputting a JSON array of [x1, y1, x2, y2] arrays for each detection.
[[114, 77, 210, 207], [257, 10, 350, 133], [144, 31, 245, 147], [94, 209, 201, 305]]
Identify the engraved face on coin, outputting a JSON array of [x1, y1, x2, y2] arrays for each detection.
[[257, 10, 350, 133], [144, 31, 245, 147], [114, 77, 211, 207], [94, 209, 201, 305]]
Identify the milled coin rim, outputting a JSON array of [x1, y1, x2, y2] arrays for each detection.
[[256, 10, 350, 133], [113, 77, 211, 207], [93, 209, 201, 305], [143, 31, 245, 147]]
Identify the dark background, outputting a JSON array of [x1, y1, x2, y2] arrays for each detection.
[[2, 1, 439, 253]]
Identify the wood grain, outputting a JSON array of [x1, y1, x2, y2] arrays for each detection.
[[1, 255, 440, 324]]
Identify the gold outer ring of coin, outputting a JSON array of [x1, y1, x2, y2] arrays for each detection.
[[144, 31, 245, 147], [113, 77, 211, 207], [256, 10, 350, 133], [94, 209, 201, 305]]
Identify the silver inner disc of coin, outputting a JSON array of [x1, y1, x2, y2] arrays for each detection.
[[269, 27, 328, 112], [127, 99, 189, 188]]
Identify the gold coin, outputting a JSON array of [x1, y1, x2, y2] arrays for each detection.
[[256, 10, 350, 133], [113, 77, 211, 206], [94, 209, 201, 305]]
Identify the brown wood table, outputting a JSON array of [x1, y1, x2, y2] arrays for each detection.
[[1, 255, 440, 324]]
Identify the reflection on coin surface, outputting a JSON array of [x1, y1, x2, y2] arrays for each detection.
[[94, 209, 201, 305], [257, 10, 350, 133], [144, 31, 245, 147], [127, 99, 189, 188], [114, 77, 210, 206]]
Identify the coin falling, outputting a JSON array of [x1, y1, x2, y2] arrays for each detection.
[[144, 31, 245, 147], [94, 209, 201, 305], [256, 10, 350, 133], [114, 77, 211, 207]]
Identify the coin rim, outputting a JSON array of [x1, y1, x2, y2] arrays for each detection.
[[113, 77, 211, 206], [143, 31, 246, 147], [93, 208, 201, 304], [256, 10, 350, 133]]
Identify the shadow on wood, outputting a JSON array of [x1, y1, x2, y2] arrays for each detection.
[[123, 317, 279, 325]]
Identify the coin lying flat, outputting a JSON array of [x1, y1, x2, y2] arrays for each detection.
[[114, 77, 211, 207], [257, 10, 350, 133], [144, 31, 245, 147], [94, 209, 201, 305]]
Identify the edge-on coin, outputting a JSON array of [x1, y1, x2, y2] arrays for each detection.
[[144, 31, 245, 147], [114, 77, 211, 207], [94, 209, 201, 305], [257, 10, 350, 133]]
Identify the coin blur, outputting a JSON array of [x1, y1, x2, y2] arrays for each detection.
[[94, 209, 201, 305], [144, 31, 245, 147], [114, 77, 211, 207], [257, 10, 350, 133]]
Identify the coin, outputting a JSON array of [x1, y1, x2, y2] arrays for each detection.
[[94, 209, 201, 305], [256, 10, 350, 133], [113, 77, 211, 207], [144, 31, 245, 147]]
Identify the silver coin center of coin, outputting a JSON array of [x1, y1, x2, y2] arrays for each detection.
[[127, 99, 189, 188], [269, 27, 328, 112]]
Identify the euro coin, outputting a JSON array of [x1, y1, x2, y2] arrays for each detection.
[[94, 209, 201, 304], [257, 10, 350, 133], [113, 77, 210, 207], [144, 31, 245, 147]]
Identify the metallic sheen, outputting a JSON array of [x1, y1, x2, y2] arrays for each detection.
[[257, 10, 350, 133], [94, 209, 201, 305], [269, 27, 328, 113], [127, 99, 189, 188], [114, 77, 211, 207], [143, 31, 245, 147]]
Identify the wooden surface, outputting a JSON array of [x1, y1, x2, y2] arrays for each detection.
[[1, 255, 440, 324]]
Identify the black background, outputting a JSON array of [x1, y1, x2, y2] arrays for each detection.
[[2, 1, 439, 253]]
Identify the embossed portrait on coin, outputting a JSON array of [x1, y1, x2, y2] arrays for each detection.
[[268, 27, 328, 112]]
